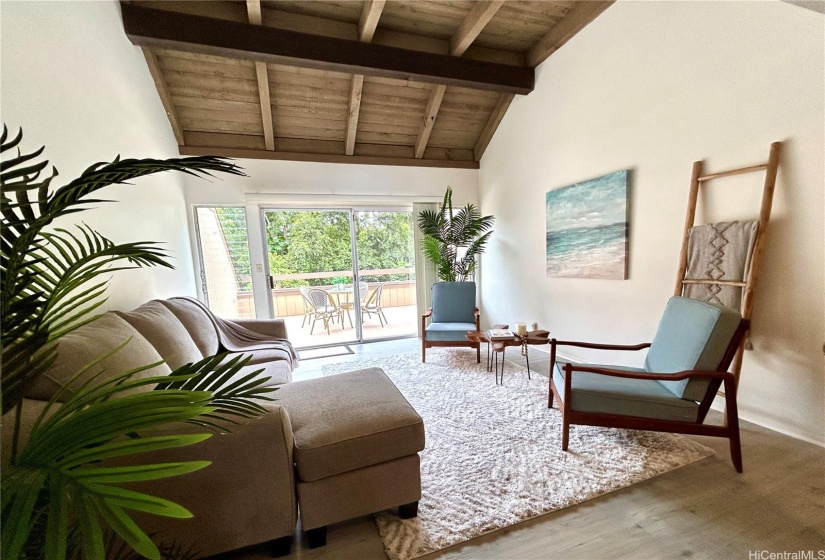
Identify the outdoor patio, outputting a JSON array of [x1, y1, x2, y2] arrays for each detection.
[[284, 304, 418, 348]]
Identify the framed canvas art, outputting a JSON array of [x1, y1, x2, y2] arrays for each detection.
[[546, 170, 629, 279]]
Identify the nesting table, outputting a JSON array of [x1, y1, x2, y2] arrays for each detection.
[[466, 325, 550, 385]]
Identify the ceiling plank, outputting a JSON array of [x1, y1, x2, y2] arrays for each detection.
[[473, 93, 514, 161], [346, 0, 386, 155], [526, 1, 614, 67], [359, 0, 386, 42], [345, 74, 365, 155], [246, 0, 274, 150], [141, 47, 185, 145], [414, 85, 446, 159], [121, 3, 534, 94], [414, 0, 504, 158], [450, 0, 505, 57]]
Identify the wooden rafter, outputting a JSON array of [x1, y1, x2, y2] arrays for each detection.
[[414, 0, 505, 159], [141, 47, 185, 145], [345, 74, 365, 156], [359, 0, 386, 43], [526, 1, 615, 67], [246, 0, 274, 151], [474, 93, 514, 161], [346, 0, 386, 155], [121, 3, 534, 94], [450, 1, 506, 57]]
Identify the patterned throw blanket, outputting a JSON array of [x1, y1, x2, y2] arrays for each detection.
[[174, 296, 298, 368], [682, 220, 757, 310]]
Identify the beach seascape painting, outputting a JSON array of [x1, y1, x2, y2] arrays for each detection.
[[546, 170, 629, 279]]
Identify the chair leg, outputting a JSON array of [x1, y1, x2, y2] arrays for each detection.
[[724, 378, 744, 473], [561, 419, 569, 451], [398, 501, 419, 519], [268, 536, 292, 558], [421, 339, 426, 363], [306, 526, 327, 549]]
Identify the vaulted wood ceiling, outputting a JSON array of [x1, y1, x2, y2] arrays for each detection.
[[124, 0, 613, 168]]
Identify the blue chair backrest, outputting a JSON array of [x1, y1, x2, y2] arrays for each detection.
[[431, 282, 476, 323], [645, 297, 742, 401]]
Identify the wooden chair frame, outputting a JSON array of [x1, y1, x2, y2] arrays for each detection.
[[421, 307, 481, 363], [548, 319, 750, 472]]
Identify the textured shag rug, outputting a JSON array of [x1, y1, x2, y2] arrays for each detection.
[[322, 349, 713, 560]]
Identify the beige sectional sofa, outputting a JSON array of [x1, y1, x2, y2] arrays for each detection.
[[4, 297, 424, 558]]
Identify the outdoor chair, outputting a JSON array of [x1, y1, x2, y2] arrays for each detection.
[[361, 283, 388, 327], [549, 296, 749, 472], [306, 288, 344, 335], [299, 286, 314, 328], [421, 281, 480, 363]]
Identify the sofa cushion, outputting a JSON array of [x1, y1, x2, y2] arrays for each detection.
[[115, 301, 204, 370], [27, 314, 171, 402], [431, 282, 476, 323], [644, 297, 741, 401], [425, 322, 478, 342], [159, 298, 220, 357], [276, 367, 424, 482], [222, 352, 293, 386], [553, 363, 699, 422]]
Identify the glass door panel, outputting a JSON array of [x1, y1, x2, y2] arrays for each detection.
[[194, 207, 255, 319], [263, 209, 359, 349], [354, 211, 417, 341]]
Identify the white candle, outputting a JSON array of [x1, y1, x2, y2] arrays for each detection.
[[516, 322, 527, 336]]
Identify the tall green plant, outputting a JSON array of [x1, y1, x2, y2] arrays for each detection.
[[1, 126, 276, 560], [417, 187, 495, 282]]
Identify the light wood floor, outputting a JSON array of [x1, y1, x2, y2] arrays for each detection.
[[221, 338, 825, 560]]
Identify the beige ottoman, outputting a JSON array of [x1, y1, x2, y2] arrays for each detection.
[[276, 367, 425, 548]]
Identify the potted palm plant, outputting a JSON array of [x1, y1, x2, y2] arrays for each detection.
[[417, 186, 495, 282], [1, 125, 275, 559]]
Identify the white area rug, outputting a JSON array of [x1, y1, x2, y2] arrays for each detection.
[[322, 349, 713, 560]]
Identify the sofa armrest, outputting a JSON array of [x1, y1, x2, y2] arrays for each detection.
[[233, 318, 288, 340], [121, 406, 297, 557]]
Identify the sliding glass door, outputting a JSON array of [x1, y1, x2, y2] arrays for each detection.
[[354, 211, 416, 342], [261, 207, 416, 349]]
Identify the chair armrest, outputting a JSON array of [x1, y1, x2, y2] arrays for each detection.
[[422, 308, 432, 319], [563, 363, 734, 382], [474, 308, 480, 317], [233, 318, 288, 340], [550, 339, 651, 352]]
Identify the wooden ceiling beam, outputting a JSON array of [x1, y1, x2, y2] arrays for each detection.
[[246, 0, 274, 151], [450, 1, 505, 57], [474, 93, 514, 161], [121, 3, 534, 94], [141, 47, 185, 145], [346, 0, 386, 156], [358, 0, 386, 42], [414, 85, 446, 159], [179, 136, 479, 169], [345, 74, 365, 156], [526, 1, 614, 67], [415, 0, 505, 159]]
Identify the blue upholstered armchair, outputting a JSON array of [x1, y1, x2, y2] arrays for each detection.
[[549, 297, 749, 472], [421, 282, 481, 363]]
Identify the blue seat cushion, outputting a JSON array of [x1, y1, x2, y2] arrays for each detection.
[[425, 322, 478, 342], [553, 362, 699, 422], [645, 297, 741, 401], [431, 282, 476, 323]]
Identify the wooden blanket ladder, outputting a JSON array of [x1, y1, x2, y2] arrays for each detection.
[[674, 141, 781, 388]]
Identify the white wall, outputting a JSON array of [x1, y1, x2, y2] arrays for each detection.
[[479, 1, 824, 445], [1, 0, 197, 310]]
